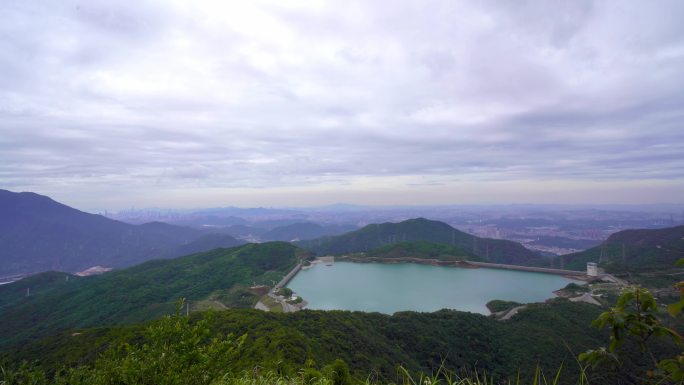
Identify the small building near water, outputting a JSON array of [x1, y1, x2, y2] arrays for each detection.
[[586, 262, 603, 277]]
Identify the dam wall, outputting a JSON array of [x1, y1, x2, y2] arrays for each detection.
[[275, 263, 302, 289], [466, 261, 585, 277]]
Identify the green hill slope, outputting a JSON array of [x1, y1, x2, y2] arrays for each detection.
[[557, 225, 684, 271], [0, 242, 302, 349], [0, 271, 76, 311], [297, 218, 544, 266], [364, 241, 480, 261], [5, 300, 607, 383]]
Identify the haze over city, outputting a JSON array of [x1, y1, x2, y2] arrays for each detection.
[[2, 0, 684, 210]]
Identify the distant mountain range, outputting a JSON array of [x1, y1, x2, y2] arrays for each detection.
[[0, 189, 243, 277], [261, 222, 358, 242], [558, 225, 684, 271], [296, 218, 546, 266]]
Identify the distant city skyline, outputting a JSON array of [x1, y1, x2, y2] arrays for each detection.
[[2, 1, 684, 210]]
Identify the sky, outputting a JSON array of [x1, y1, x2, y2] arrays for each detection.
[[1, 0, 684, 210]]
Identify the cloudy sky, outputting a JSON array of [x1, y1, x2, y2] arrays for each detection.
[[1, 0, 684, 209]]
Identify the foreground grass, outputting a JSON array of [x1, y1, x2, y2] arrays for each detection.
[[0, 365, 589, 385]]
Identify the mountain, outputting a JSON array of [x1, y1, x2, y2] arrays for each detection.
[[557, 225, 684, 271], [297, 218, 545, 266], [0, 242, 303, 349], [364, 241, 481, 261], [175, 233, 244, 255], [0, 189, 244, 276], [262, 222, 358, 242]]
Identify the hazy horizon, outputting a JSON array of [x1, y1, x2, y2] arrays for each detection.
[[2, 1, 684, 209]]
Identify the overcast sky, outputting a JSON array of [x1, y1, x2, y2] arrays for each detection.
[[1, 0, 684, 210]]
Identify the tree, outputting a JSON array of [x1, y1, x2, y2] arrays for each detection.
[[580, 283, 682, 382]]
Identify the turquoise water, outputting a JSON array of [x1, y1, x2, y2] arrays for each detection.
[[287, 262, 578, 314]]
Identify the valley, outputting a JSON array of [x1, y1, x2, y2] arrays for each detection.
[[0, 190, 682, 385]]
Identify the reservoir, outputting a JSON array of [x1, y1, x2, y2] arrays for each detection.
[[287, 262, 579, 314]]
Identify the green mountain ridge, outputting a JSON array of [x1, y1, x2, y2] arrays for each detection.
[[297, 218, 545, 266], [0, 242, 302, 350], [557, 225, 684, 271]]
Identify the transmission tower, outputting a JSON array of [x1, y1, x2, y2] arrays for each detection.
[[599, 243, 608, 264]]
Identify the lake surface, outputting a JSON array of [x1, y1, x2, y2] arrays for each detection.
[[287, 262, 579, 314]]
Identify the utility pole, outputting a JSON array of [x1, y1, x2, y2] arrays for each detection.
[[599, 243, 607, 264], [186, 301, 190, 317], [26, 287, 30, 297]]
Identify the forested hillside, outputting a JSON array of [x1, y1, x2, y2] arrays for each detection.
[[297, 218, 545, 266], [4, 300, 678, 385], [363, 241, 480, 261], [0, 242, 302, 349], [3, 301, 602, 383], [558, 225, 684, 271]]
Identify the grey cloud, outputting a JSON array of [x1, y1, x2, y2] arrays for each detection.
[[0, 0, 683, 207]]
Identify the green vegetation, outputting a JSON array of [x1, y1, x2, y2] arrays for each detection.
[[3, 299, 612, 384], [580, 259, 684, 383], [486, 300, 522, 313], [5, 223, 684, 384], [364, 241, 479, 261], [559, 225, 684, 272], [259, 295, 284, 312], [297, 218, 545, 266], [0, 242, 300, 350], [7, 297, 680, 384], [0, 304, 588, 385], [562, 283, 589, 293], [0, 271, 76, 310], [277, 287, 294, 298], [581, 286, 684, 383]]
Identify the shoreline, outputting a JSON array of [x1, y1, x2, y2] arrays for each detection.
[[287, 257, 591, 314], [335, 255, 588, 279]]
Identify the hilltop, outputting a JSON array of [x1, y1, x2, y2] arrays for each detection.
[[262, 222, 358, 242], [0, 189, 244, 276], [557, 225, 684, 271], [0, 242, 302, 349], [297, 218, 545, 266]]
